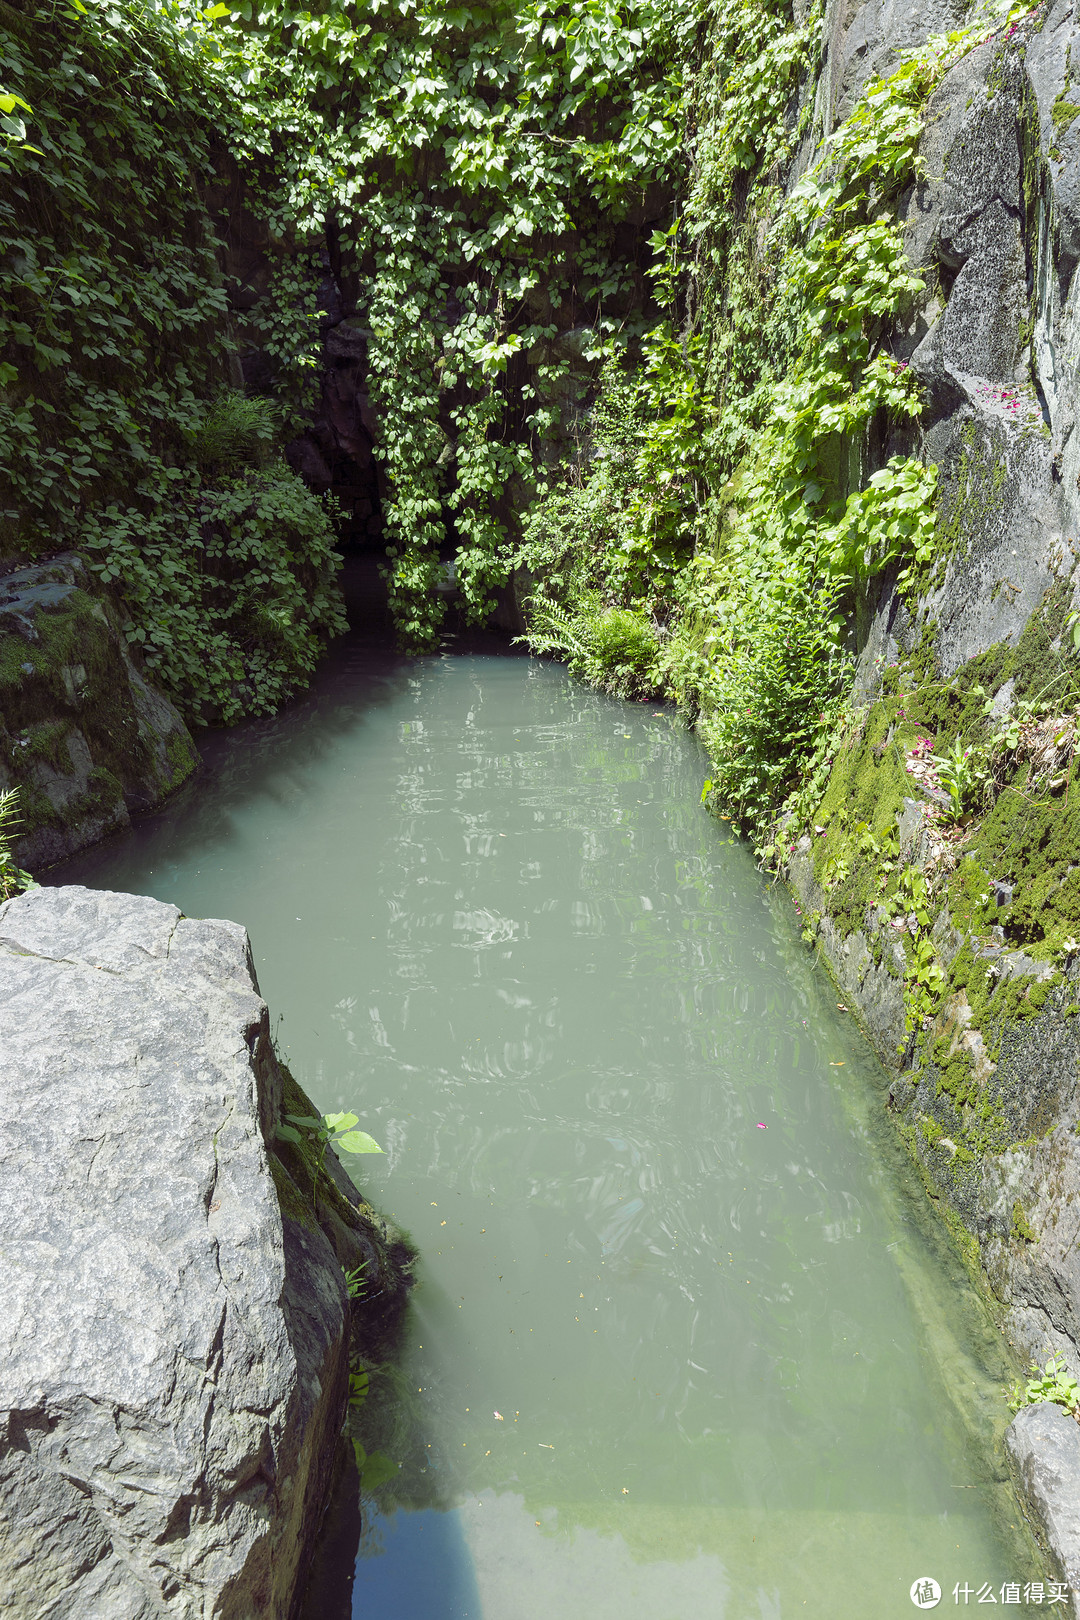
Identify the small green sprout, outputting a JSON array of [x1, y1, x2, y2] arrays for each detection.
[[276, 1110, 383, 1209]]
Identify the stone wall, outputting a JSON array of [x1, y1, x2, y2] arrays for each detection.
[[784, 0, 1080, 1372]]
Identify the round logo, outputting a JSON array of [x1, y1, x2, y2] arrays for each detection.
[[910, 1578, 941, 1610]]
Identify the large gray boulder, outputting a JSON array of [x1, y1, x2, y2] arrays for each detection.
[[0, 885, 377, 1619]]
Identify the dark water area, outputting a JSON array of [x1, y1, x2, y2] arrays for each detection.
[[55, 563, 1038, 1618]]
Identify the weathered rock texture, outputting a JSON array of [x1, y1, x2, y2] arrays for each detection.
[[0, 885, 405, 1619], [0, 555, 199, 871], [784, 0, 1080, 1379], [1007, 1402, 1080, 1610]]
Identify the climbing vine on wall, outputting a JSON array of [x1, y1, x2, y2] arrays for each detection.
[[516, 0, 1029, 849], [206, 0, 695, 646], [0, 0, 1033, 744]]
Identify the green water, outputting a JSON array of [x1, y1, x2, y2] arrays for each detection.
[[57, 631, 1040, 1619]]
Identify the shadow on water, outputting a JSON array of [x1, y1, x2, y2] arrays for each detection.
[[300, 1448, 482, 1620], [53, 555, 513, 1617], [53, 555, 524, 890]]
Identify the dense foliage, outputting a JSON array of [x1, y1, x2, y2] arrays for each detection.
[[0, 0, 344, 721], [0, 0, 1025, 812], [511, 0, 1024, 849], [206, 0, 694, 645]]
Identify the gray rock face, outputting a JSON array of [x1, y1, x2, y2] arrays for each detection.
[[1007, 1402, 1080, 1609], [0, 886, 353, 1618], [779, 0, 1080, 1551], [816, 0, 964, 133], [0, 555, 199, 872]]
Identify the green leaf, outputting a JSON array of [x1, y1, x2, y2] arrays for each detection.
[[323, 1110, 359, 1132], [337, 1130, 385, 1154], [275, 1123, 302, 1144]]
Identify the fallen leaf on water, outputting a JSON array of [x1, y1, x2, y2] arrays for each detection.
[[494, 1411, 504, 1420], [830, 1061, 845, 1067], [837, 1003, 848, 1011], [539, 1442, 554, 1449]]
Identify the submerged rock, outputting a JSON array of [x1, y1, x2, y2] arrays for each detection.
[[0, 885, 405, 1618]]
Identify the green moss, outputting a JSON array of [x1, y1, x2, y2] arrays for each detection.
[[268, 1150, 318, 1235], [961, 765, 1080, 957], [165, 727, 200, 784], [948, 869, 996, 940], [0, 637, 40, 689], [15, 781, 60, 830], [0, 577, 199, 850], [834, 590, 1080, 965], [1021, 72, 1053, 272], [78, 766, 125, 821], [806, 704, 910, 929], [935, 1191, 984, 1279], [935, 418, 1008, 563], [1011, 1199, 1037, 1243], [920, 1113, 944, 1148], [1052, 91, 1080, 136], [1011, 581, 1074, 703], [935, 1043, 979, 1108]]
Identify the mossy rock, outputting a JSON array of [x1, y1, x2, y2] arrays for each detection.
[[0, 553, 199, 870]]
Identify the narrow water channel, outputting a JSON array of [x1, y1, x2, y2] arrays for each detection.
[[56, 603, 1038, 1618]]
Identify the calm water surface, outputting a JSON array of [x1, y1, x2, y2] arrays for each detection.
[[57, 620, 1037, 1619]]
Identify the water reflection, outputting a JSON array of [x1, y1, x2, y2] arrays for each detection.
[[352, 1507, 481, 1619]]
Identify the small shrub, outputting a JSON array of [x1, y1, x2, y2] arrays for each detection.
[[183, 393, 279, 474], [0, 788, 38, 901], [931, 739, 983, 822], [83, 461, 345, 724], [590, 606, 659, 676], [1008, 1351, 1079, 1417], [668, 536, 850, 832], [521, 594, 660, 700]]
